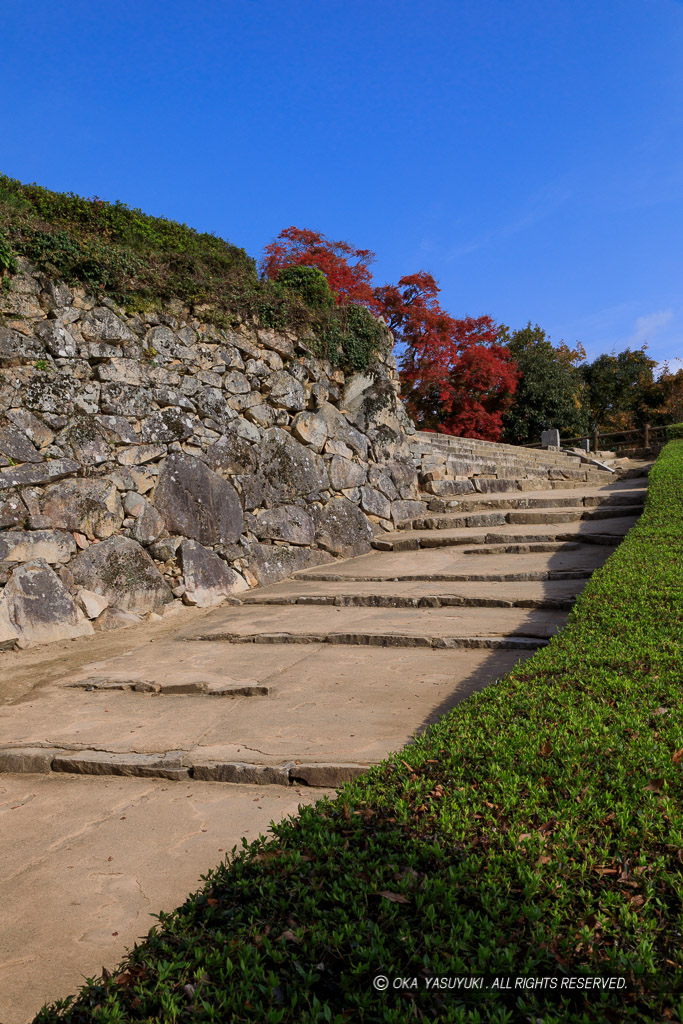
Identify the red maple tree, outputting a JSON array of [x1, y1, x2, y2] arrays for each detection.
[[261, 226, 377, 307], [262, 228, 518, 439]]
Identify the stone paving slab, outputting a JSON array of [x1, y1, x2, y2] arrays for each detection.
[[294, 545, 614, 581], [242, 577, 586, 608], [183, 603, 566, 643], [0, 645, 536, 767], [0, 773, 329, 1024]]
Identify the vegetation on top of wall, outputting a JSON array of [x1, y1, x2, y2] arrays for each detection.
[[32, 443, 683, 1022], [0, 174, 384, 372]]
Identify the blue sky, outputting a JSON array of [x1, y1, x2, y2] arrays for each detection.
[[2, 0, 682, 369]]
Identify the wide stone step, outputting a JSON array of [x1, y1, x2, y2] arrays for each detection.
[[186, 604, 564, 650], [242, 577, 582, 609], [375, 515, 638, 552], [0, 646, 543, 780], [295, 545, 613, 582]]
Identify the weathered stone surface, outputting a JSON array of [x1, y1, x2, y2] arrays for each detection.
[[178, 539, 248, 607], [6, 410, 55, 448], [312, 497, 374, 557], [257, 329, 296, 360], [96, 415, 138, 443], [289, 763, 368, 786], [250, 542, 334, 586], [0, 747, 64, 774], [360, 485, 392, 519], [76, 588, 110, 619], [257, 428, 329, 503], [0, 458, 79, 491], [267, 370, 305, 411], [0, 559, 93, 644], [390, 499, 427, 524], [153, 453, 243, 545], [0, 327, 44, 366], [245, 403, 276, 429], [0, 426, 43, 464], [222, 370, 251, 394], [141, 409, 195, 444], [34, 321, 78, 358], [100, 381, 153, 416], [291, 410, 328, 452], [57, 415, 113, 465], [92, 607, 143, 631], [191, 761, 291, 785], [41, 478, 123, 539], [253, 506, 315, 546], [81, 307, 137, 345], [368, 465, 399, 500], [117, 444, 165, 466], [0, 530, 76, 564], [23, 373, 80, 414], [329, 456, 366, 491], [0, 495, 27, 529], [129, 499, 167, 547], [70, 536, 172, 613], [52, 749, 188, 780], [317, 402, 368, 458]]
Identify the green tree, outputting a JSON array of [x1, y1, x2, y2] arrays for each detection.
[[500, 323, 588, 444], [581, 347, 658, 429]]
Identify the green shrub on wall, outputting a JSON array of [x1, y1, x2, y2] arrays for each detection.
[[0, 174, 384, 373]]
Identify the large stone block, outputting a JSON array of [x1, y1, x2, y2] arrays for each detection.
[[205, 429, 258, 476], [0, 530, 76, 564], [267, 370, 306, 411], [0, 327, 45, 367], [250, 542, 334, 586], [291, 410, 328, 452], [253, 506, 315, 546], [312, 497, 374, 557], [70, 536, 172, 613], [0, 459, 79, 491], [141, 409, 195, 444], [257, 428, 329, 503], [178, 539, 248, 607], [0, 426, 43, 464], [81, 307, 137, 345], [329, 455, 366, 491], [0, 559, 93, 645], [153, 453, 243, 545], [41, 478, 123, 540], [360, 485, 392, 519]]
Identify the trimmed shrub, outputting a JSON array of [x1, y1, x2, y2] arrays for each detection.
[[665, 422, 683, 441]]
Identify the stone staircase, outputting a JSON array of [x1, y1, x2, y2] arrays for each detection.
[[411, 430, 616, 498]]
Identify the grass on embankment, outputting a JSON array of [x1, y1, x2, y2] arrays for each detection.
[[0, 174, 383, 370], [35, 445, 683, 1024]]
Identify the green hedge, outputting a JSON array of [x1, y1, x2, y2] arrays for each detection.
[[34, 444, 683, 1023], [0, 175, 383, 372], [666, 423, 683, 441]]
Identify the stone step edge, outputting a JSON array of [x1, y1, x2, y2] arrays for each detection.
[[245, 595, 576, 610], [374, 535, 624, 552], [420, 486, 648, 515], [403, 502, 645, 528], [295, 570, 594, 583], [0, 747, 368, 787], [186, 632, 549, 650], [68, 680, 270, 696]]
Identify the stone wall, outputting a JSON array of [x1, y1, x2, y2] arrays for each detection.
[[0, 259, 424, 646]]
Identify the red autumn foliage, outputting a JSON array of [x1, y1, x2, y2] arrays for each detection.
[[379, 273, 519, 438], [261, 226, 377, 308], [262, 228, 519, 439]]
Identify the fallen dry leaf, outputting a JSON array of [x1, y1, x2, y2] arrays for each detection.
[[378, 891, 409, 904]]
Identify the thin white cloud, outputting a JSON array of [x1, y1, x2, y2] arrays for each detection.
[[629, 308, 674, 345], [446, 180, 574, 261]]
